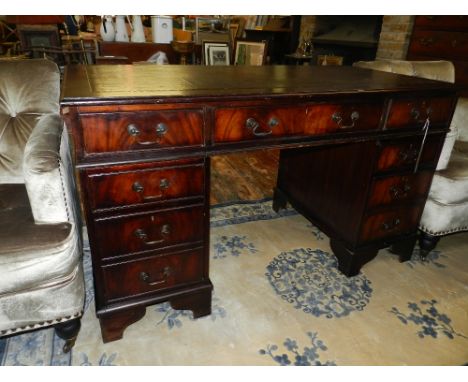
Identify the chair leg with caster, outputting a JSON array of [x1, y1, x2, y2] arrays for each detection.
[[418, 231, 441, 260], [55, 318, 81, 353]]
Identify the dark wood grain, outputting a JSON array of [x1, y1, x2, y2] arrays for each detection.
[[101, 248, 204, 302], [375, 134, 444, 173], [79, 109, 204, 155], [366, 171, 434, 209], [276, 141, 377, 247], [386, 97, 455, 129], [407, 16, 468, 96], [61, 65, 457, 343], [304, 101, 384, 134], [214, 105, 305, 143], [85, 159, 205, 211], [93, 204, 205, 261], [61, 65, 456, 104]]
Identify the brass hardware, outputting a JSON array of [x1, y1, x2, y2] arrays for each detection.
[[419, 37, 434, 46], [132, 181, 144, 193], [245, 117, 273, 137], [390, 181, 411, 199], [134, 228, 148, 241], [134, 224, 171, 245], [411, 106, 431, 124], [129, 123, 168, 145], [382, 218, 401, 231], [127, 124, 140, 136], [160, 223, 171, 236], [133, 178, 169, 200], [268, 117, 279, 128], [398, 145, 418, 163], [411, 108, 420, 121], [331, 110, 359, 129], [139, 266, 172, 286], [155, 122, 168, 136], [160, 178, 170, 190]]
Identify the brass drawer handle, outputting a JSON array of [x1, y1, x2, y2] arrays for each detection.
[[245, 117, 274, 137], [389, 182, 411, 199], [382, 218, 401, 231], [134, 224, 171, 245], [155, 122, 168, 136], [127, 122, 169, 146], [398, 145, 418, 163], [127, 123, 140, 136], [159, 178, 170, 190], [419, 37, 434, 46], [139, 266, 172, 286], [331, 111, 359, 129], [411, 106, 432, 123], [132, 181, 144, 193], [132, 178, 171, 200]]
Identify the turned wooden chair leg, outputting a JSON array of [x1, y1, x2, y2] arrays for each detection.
[[55, 318, 81, 353], [418, 231, 441, 260]]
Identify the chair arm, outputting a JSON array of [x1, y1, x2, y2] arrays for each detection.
[[451, 98, 468, 142], [23, 114, 79, 224]]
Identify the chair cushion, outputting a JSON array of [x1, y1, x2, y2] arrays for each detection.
[[0, 59, 60, 183], [428, 141, 468, 205], [0, 184, 79, 296]]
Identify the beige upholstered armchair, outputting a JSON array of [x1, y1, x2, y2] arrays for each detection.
[[0, 59, 84, 351], [354, 59, 468, 257]]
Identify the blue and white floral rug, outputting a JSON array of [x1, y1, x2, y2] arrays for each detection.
[[1, 199, 467, 365]]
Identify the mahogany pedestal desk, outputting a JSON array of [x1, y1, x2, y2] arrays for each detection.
[[61, 65, 457, 343]]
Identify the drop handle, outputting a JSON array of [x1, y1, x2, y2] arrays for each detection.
[[390, 183, 411, 199], [132, 178, 171, 200], [139, 266, 172, 286], [381, 218, 401, 231], [134, 224, 171, 245], [155, 122, 168, 136], [331, 111, 359, 129], [127, 124, 140, 136], [245, 117, 275, 137], [127, 122, 169, 146], [411, 107, 432, 123]]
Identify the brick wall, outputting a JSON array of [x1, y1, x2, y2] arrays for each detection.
[[376, 16, 415, 59]]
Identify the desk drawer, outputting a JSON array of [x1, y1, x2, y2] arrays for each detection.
[[86, 161, 204, 211], [214, 106, 304, 143], [376, 135, 443, 172], [305, 102, 383, 134], [102, 248, 204, 301], [360, 205, 422, 243], [94, 205, 204, 259], [408, 30, 468, 59], [80, 109, 204, 154], [367, 170, 433, 209], [386, 97, 453, 129]]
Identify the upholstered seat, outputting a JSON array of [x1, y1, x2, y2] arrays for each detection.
[[0, 59, 84, 352], [354, 59, 468, 255]]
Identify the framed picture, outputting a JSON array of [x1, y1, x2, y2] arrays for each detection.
[[208, 45, 230, 66], [234, 40, 267, 66], [202, 41, 230, 65]]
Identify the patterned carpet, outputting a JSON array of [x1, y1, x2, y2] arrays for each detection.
[[1, 199, 467, 366]]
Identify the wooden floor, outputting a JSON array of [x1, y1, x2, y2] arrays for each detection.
[[210, 149, 279, 205]]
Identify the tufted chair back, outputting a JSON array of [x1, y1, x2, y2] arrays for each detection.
[[0, 59, 60, 183], [0, 59, 84, 351]]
